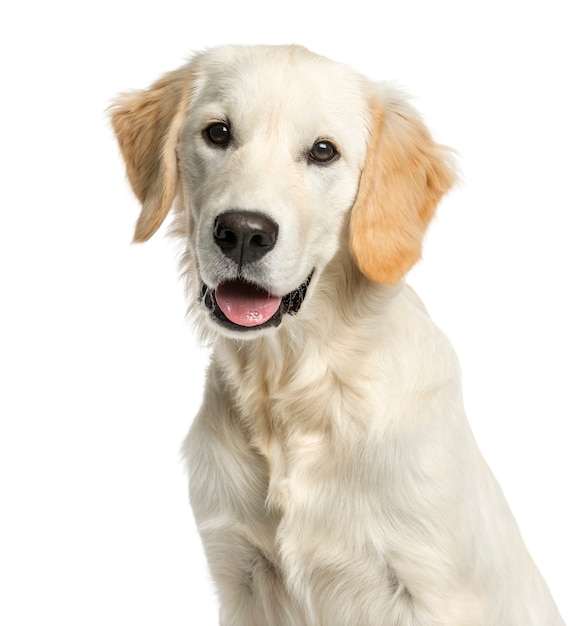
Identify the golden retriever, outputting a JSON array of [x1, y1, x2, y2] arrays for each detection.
[[111, 45, 564, 625]]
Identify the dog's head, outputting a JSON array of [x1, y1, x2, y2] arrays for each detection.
[[111, 45, 454, 337]]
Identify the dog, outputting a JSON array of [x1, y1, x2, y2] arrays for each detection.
[[111, 45, 564, 625]]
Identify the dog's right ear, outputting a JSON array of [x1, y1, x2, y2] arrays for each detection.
[[110, 66, 193, 242]]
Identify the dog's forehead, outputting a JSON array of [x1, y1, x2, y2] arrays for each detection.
[[189, 45, 371, 141]]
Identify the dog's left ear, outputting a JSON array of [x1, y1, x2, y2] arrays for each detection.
[[110, 65, 193, 242], [350, 96, 456, 284]]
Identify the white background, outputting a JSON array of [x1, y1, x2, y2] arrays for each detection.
[[1, 1, 575, 624]]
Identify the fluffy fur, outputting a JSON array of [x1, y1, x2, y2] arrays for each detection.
[[112, 45, 564, 625]]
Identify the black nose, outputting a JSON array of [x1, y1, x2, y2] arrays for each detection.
[[213, 211, 278, 267]]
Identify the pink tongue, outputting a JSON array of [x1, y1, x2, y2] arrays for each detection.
[[215, 281, 282, 327]]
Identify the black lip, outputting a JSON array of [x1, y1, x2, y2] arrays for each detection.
[[201, 270, 314, 332]]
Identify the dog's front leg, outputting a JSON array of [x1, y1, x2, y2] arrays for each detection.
[[182, 371, 307, 626]]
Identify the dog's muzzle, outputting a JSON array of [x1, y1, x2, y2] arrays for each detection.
[[200, 209, 313, 331]]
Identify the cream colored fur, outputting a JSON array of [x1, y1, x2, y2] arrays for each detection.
[[112, 45, 564, 625]]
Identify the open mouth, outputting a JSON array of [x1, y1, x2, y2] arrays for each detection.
[[201, 271, 314, 332]]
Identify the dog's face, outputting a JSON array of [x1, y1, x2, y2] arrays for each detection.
[[178, 46, 371, 335], [112, 45, 455, 338]]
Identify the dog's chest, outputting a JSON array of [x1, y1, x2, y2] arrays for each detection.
[[232, 351, 369, 514], [230, 362, 384, 588], [240, 391, 325, 514]]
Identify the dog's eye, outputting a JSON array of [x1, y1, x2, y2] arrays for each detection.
[[203, 122, 231, 147], [308, 140, 339, 164]]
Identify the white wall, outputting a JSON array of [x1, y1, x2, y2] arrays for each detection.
[[1, 1, 575, 624]]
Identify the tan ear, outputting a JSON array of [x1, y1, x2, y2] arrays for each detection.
[[110, 65, 193, 242], [350, 96, 456, 284]]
